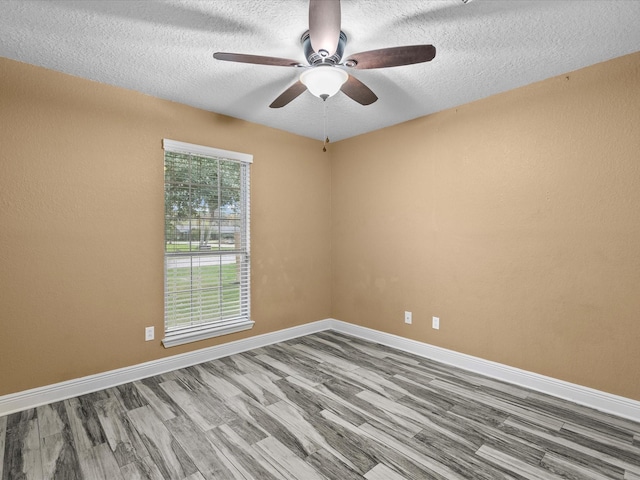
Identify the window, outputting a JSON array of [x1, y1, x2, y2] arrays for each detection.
[[162, 139, 252, 347]]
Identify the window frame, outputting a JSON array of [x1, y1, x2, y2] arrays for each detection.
[[162, 139, 253, 348]]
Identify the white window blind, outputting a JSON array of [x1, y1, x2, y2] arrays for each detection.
[[162, 139, 253, 347]]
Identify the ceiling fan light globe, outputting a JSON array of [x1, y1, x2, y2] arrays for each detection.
[[300, 66, 348, 100]]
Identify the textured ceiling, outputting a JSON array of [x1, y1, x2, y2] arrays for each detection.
[[1, 0, 639, 142]]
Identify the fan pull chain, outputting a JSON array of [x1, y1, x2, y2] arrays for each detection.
[[323, 100, 330, 152]]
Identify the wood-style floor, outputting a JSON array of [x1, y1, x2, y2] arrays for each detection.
[[2, 331, 640, 479]]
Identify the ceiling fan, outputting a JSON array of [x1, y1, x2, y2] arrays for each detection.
[[213, 0, 436, 108]]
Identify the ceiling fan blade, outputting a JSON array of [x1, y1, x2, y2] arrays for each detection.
[[308, 0, 341, 56], [340, 75, 377, 106], [344, 45, 436, 69], [269, 81, 308, 108], [214, 52, 301, 67]]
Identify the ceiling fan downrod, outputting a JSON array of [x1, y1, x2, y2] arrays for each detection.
[[301, 30, 347, 66]]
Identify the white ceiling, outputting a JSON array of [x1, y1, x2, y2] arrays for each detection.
[[1, 0, 639, 142]]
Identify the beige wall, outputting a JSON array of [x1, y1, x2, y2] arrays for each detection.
[[2, 51, 640, 402], [331, 52, 640, 401], [0, 57, 331, 396]]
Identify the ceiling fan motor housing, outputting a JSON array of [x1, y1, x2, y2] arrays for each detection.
[[301, 30, 347, 66]]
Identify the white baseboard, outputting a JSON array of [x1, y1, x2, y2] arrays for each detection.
[[2, 318, 639, 423], [329, 319, 640, 423], [0, 319, 333, 416]]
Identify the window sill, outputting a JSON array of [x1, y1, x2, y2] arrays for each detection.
[[162, 319, 255, 348]]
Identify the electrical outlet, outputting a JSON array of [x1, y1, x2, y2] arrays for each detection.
[[145, 326, 155, 341], [432, 316, 440, 330], [404, 311, 412, 324]]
